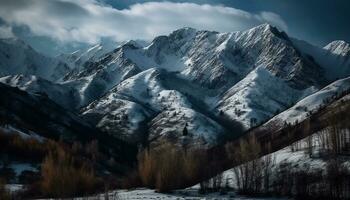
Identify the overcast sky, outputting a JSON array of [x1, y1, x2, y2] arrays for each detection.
[[0, 0, 349, 55]]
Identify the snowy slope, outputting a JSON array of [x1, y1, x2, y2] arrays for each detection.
[[67, 24, 326, 110], [61, 41, 143, 106], [138, 24, 323, 89], [78, 24, 339, 144], [82, 68, 225, 144], [293, 39, 350, 81], [258, 76, 350, 131], [222, 135, 336, 190], [0, 38, 71, 81], [57, 42, 117, 70], [325, 40, 350, 57], [215, 66, 316, 129], [2, 24, 349, 146]]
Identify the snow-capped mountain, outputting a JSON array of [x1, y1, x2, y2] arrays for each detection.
[[1, 24, 350, 146], [71, 24, 324, 91], [82, 68, 225, 144], [79, 24, 332, 144], [57, 42, 117, 69], [0, 38, 71, 82], [325, 40, 350, 57], [293, 39, 350, 81], [215, 66, 317, 128]]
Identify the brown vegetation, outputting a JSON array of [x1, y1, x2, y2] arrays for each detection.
[[41, 148, 101, 198], [0, 129, 50, 162], [0, 128, 108, 198], [0, 179, 10, 200], [137, 143, 207, 192]]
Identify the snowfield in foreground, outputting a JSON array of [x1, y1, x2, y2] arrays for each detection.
[[72, 189, 288, 200]]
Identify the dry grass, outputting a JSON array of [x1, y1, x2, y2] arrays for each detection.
[[137, 143, 207, 192], [0, 179, 10, 200], [138, 149, 157, 187], [0, 129, 107, 198], [41, 148, 100, 198], [0, 129, 51, 162]]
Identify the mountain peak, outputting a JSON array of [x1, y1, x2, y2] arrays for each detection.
[[256, 23, 273, 30], [123, 40, 143, 49], [249, 23, 290, 41], [324, 40, 350, 56], [168, 27, 197, 41], [170, 27, 197, 35], [326, 40, 349, 47]]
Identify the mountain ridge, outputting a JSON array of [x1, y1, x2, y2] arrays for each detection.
[[1, 23, 349, 146]]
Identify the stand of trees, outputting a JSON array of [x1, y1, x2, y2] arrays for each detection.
[[137, 143, 208, 192], [223, 108, 350, 199]]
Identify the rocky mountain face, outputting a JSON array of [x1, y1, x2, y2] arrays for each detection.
[[77, 24, 330, 145], [1, 24, 350, 147]]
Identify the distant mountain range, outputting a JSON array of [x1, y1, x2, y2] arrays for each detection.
[[1, 23, 350, 147]]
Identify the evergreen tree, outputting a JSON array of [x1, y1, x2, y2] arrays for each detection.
[[183, 124, 188, 136]]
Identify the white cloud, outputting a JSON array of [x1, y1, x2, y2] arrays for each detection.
[[0, 0, 288, 43], [258, 12, 288, 31]]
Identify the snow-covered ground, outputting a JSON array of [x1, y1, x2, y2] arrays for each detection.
[[72, 136, 333, 200], [254, 77, 350, 134], [222, 130, 350, 189], [222, 145, 325, 188], [73, 188, 289, 200]]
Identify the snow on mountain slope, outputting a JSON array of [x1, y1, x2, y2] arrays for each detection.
[[1, 24, 347, 146], [293, 39, 350, 81], [77, 24, 334, 144], [325, 40, 350, 57], [82, 68, 225, 144], [130, 24, 324, 89], [0, 38, 71, 81], [57, 43, 117, 69], [0, 75, 80, 110], [258, 76, 350, 131], [223, 24, 324, 89], [142, 24, 323, 89], [83, 97, 152, 142], [68, 24, 325, 108], [215, 66, 317, 129], [62, 41, 143, 106]]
